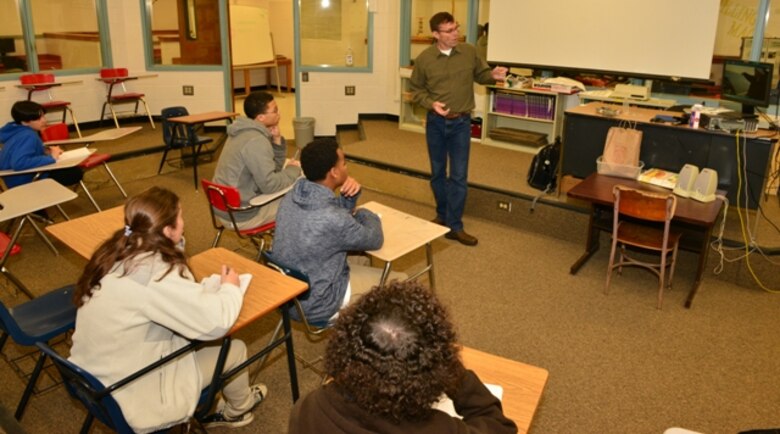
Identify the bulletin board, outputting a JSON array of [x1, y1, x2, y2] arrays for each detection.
[[229, 5, 274, 66]]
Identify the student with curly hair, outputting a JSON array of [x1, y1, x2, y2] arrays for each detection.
[[68, 187, 266, 433], [288, 280, 517, 433]]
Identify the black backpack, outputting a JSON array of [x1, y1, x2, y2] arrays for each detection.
[[527, 136, 561, 192]]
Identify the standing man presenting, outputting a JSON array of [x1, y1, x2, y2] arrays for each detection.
[[410, 12, 507, 246], [214, 91, 301, 230]]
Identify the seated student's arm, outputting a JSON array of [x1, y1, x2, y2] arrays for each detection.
[[339, 206, 384, 252], [142, 268, 244, 341], [448, 369, 518, 434], [242, 137, 301, 194], [9, 143, 55, 171]]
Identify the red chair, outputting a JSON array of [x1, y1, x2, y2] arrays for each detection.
[[19, 73, 81, 137], [201, 178, 276, 261], [98, 68, 155, 129], [40, 123, 127, 211]]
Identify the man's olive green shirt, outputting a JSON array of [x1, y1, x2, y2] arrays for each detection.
[[409, 42, 496, 114]]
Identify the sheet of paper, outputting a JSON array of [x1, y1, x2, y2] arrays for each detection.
[[200, 273, 252, 296], [431, 383, 504, 418]]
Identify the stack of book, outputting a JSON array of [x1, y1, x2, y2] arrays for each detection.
[[638, 168, 679, 189]]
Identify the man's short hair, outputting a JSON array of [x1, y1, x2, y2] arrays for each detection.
[[11, 100, 44, 124], [243, 91, 274, 119], [325, 280, 463, 423], [300, 138, 340, 182], [430, 11, 455, 32]]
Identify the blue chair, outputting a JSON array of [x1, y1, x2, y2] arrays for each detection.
[[158, 106, 214, 176], [252, 252, 330, 380], [38, 341, 210, 434], [0, 285, 76, 420]]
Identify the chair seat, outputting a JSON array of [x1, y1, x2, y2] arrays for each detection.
[[79, 153, 111, 169], [111, 93, 145, 101], [0, 232, 22, 257], [41, 101, 70, 109], [239, 221, 275, 237], [616, 222, 682, 251], [4, 285, 76, 346]]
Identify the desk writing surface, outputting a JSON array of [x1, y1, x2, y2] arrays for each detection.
[[0, 148, 94, 176], [0, 179, 78, 222], [360, 201, 450, 262], [461, 346, 548, 434], [189, 247, 308, 334], [43, 126, 142, 146], [45, 205, 124, 259], [567, 173, 723, 227], [168, 111, 239, 125]]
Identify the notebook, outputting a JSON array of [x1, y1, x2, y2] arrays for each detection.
[[638, 168, 679, 190]]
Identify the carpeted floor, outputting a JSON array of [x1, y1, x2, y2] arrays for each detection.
[[1, 120, 779, 434]]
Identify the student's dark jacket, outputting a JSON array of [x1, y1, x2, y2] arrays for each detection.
[[288, 370, 518, 434]]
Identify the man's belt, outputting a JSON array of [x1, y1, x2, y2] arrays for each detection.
[[437, 111, 469, 119]]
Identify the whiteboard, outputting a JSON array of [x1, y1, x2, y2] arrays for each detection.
[[230, 5, 274, 66], [488, 0, 720, 80]]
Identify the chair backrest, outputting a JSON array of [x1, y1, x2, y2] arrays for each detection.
[[262, 251, 330, 332], [20, 73, 54, 85], [0, 285, 76, 346], [100, 68, 129, 79], [613, 185, 677, 223], [161, 106, 191, 148], [40, 123, 69, 142], [36, 343, 134, 434], [201, 178, 242, 212]]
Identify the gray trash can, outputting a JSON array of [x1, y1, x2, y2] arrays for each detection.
[[292, 117, 315, 149]]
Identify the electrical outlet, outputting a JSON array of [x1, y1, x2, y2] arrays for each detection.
[[345, 85, 356, 96], [497, 200, 512, 212], [301, 72, 309, 82], [182, 85, 194, 96]]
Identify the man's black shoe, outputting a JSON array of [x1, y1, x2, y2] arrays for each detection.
[[445, 230, 478, 246]]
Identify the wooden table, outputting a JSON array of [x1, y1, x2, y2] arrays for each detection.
[[42, 126, 141, 147], [567, 173, 725, 308], [360, 201, 450, 290], [168, 111, 239, 189], [461, 347, 548, 434], [234, 56, 292, 94], [0, 179, 78, 297], [46, 205, 123, 259]]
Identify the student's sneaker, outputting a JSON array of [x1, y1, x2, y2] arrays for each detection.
[[202, 383, 268, 429]]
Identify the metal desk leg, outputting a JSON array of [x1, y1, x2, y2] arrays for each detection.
[[195, 337, 231, 420], [425, 242, 436, 291], [570, 205, 601, 274], [1, 218, 35, 298], [191, 140, 199, 190], [281, 307, 299, 401], [378, 262, 392, 288], [25, 216, 58, 256]]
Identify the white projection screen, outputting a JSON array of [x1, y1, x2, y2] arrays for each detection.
[[488, 0, 720, 80]]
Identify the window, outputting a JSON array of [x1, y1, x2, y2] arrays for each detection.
[[298, 0, 372, 70], [1, 0, 107, 75]]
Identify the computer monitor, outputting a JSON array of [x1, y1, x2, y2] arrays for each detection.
[[721, 59, 774, 116]]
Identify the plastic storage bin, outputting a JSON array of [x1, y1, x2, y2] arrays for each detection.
[[596, 156, 644, 179]]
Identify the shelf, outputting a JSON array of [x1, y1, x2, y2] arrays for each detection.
[[488, 111, 554, 123]]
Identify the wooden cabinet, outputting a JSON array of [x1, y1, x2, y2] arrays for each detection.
[[399, 70, 427, 133], [482, 86, 578, 153]]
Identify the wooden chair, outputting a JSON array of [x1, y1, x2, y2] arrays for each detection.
[[201, 179, 276, 261], [98, 68, 154, 129], [41, 123, 127, 212], [606, 185, 682, 309], [19, 73, 81, 137]]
